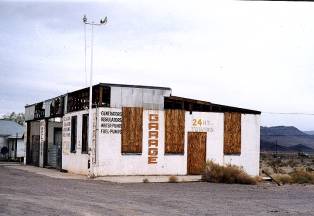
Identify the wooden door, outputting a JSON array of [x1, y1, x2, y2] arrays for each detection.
[[187, 132, 207, 175]]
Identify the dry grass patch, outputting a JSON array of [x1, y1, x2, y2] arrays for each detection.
[[273, 174, 292, 185], [202, 161, 257, 185], [168, 176, 178, 183], [142, 178, 149, 183], [290, 170, 314, 184], [273, 170, 314, 185]]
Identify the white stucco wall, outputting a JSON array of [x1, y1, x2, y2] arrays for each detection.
[[16, 139, 25, 158], [223, 114, 260, 176], [62, 107, 260, 177], [185, 112, 224, 165], [94, 108, 187, 176], [62, 110, 91, 175]]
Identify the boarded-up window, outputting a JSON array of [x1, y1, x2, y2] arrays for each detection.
[[165, 109, 185, 154], [224, 112, 241, 154], [121, 107, 143, 153]]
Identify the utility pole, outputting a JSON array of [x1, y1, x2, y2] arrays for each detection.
[[15, 132, 18, 159], [83, 15, 107, 177]]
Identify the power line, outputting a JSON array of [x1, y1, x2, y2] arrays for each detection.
[[262, 112, 314, 116]]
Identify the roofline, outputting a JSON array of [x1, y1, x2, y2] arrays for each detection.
[[25, 83, 172, 108], [25, 94, 66, 108], [99, 83, 172, 91], [165, 96, 261, 114]]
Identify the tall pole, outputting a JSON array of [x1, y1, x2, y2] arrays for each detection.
[[84, 23, 87, 86], [88, 22, 94, 175], [83, 15, 107, 177]]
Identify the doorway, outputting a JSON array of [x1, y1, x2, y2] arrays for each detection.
[[47, 128, 62, 169], [31, 135, 40, 166], [187, 132, 207, 175]]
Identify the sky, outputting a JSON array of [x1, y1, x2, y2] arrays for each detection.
[[0, 0, 314, 130]]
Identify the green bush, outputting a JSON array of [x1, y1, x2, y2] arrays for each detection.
[[202, 161, 257, 185]]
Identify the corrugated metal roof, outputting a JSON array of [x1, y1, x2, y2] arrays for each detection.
[[164, 96, 261, 114], [0, 120, 24, 137], [100, 83, 172, 91]]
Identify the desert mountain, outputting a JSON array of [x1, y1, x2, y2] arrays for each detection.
[[261, 126, 314, 152]]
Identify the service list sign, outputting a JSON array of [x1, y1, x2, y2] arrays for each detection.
[[62, 116, 71, 154], [39, 120, 46, 160], [100, 111, 122, 134]]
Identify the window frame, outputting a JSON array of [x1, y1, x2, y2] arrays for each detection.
[[81, 114, 89, 154], [121, 107, 143, 154], [223, 112, 242, 155], [70, 115, 77, 153]]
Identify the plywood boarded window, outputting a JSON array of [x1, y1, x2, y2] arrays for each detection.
[[224, 112, 241, 154], [121, 107, 143, 153], [165, 109, 185, 154]]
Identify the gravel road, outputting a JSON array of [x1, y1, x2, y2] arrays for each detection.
[[0, 166, 313, 216]]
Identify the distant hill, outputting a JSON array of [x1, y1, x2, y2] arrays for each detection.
[[261, 126, 308, 136], [261, 126, 314, 152], [303, 131, 314, 135]]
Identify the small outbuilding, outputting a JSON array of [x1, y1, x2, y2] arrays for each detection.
[[0, 120, 25, 161], [25, 83, 260, 176]]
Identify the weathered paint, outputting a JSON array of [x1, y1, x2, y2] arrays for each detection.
[[61, 108, 260, 176], [25, 105, 35, 121], [110, 87, 171, 109], [185, 112, 224, 166], [62, 110, 91, 175], [44, 100, 52, 118], [39, 120, 46, 167], [94, 108, 187, 176]]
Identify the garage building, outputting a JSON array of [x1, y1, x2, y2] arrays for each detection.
[[25, 83, 260, 176]]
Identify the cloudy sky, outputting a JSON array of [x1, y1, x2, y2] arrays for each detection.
[[0, 0, 314, 130]]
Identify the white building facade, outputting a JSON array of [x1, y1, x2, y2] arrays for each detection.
[[25, 83, 260, 176]]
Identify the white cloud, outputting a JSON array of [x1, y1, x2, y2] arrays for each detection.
[[1, 0, 314, 129]]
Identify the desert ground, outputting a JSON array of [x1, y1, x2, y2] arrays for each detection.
[[1, 165, 314, 216]]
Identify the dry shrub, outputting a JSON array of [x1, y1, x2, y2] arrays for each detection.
[[290, 170, 314, 184], [273, 174, 292, 185], [202, 161, 257, 185], [273, 171, 314, 185], [286, 159, 298, 168], [143, 178, 149, 183], [255, 176, 263, 183], [168, 176, 178, 183]]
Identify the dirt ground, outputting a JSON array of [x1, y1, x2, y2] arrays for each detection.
[[0, 166, 314, 216]]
